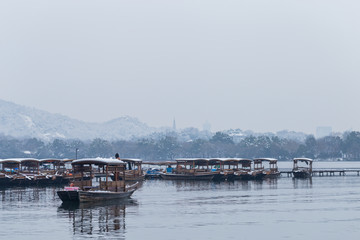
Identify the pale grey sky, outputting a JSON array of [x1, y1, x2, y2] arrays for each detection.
[[1, 0, 359, 134]]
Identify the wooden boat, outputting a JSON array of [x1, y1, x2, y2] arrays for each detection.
[[39, 158, 71, 184], [218, 158, 242, 181], [57, 158, 138, 203], [78, 182, 138, 202], [142, 161, 176, 179], [251, 159, 266, 180], [251, 158, 280, 179], [159, 158, 216, 181], [292, 158, 313, 178], [56, 159, 76, 184], [258, 158, 281, 178], [1, 159, 19, 187], [112, 158, 145, 181], [208, 158, 225, 181], [20, 159, 53, 185], [233, 159, 253, 180], [160, 172, 215, 180], [57, 186, 80, 202], [0, 159, 31, 186]]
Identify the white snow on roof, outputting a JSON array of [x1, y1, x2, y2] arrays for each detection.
[[72, 158, 125, 165]]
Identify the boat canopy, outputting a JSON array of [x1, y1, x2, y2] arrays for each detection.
[[176, 158, 208, 166], [72, 158, 125, 166], [253, 158, 278, 163], [120, 158, 142, 163], [143, 161, 176, 166], [236, 158, 252, 162], [0, 158, 39, 164], [237, 159, 252, 167], [39, 159, 63, 164], [20, 159, 41, 164], [208, 158, 222, 165], [0, 159, 23, 164], [293, 158, 313, 163]]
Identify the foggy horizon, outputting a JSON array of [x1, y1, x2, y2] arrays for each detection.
[[1, 0, 359, 135]]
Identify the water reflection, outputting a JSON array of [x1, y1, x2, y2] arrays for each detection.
[[57, 199, 137, 239], [0, 186, 50, 202], [169, 178, 279, 192], [292, 177, 313, 189]]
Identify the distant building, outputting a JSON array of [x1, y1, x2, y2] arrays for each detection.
[[172, 118, 176, 131], [316, 126, 332, 138]]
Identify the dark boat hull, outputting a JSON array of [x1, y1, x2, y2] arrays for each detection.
[[212, 173, 226, 181], [111, 175, 145, 182], [264, 172, 281, 179], [251, 171, 266, 180], [233, 173, 252, 181], [57, 190, 80, 202], [293, 171, 312, 178], [160, 173, 215, 181], [0, 177, 11, 187], [78, 189, 135, 202]]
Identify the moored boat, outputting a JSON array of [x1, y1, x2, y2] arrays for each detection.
[[112, 158, 145, 182], [57, 158, 138, 203], [251, 159, 266, 180], [57, 186, 80, 202], [145, 168, 162, 179], [20, 159, 52, 186], [78, 182, 138, 202], [208, 158, 224, 181], [251, 158, 280, 179], [160, 158, 216, 181], [292, 158, 313, 178], [260, 158, 281, 178], [233, 159, 253, 180], [0, 159, 31, 186]]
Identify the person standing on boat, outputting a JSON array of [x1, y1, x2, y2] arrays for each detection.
[[115, 153, 120, 160]]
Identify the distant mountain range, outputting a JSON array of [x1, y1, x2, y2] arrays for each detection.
[[0, 99, 311, 142], [0, 99, 156, 141]]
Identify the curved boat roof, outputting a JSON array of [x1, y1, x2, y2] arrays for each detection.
[[208, 158, 222, 165], [72, 158, 125, 166], [176, 158, 209, 165], [176, 158, 253, 164], [39, 158, 63, 163], [121, 158, 142, 163], [0, 158, 39, 163], [143, 161, 176, 165], [293, 158, 313, 162], [253, 158, 278, 163], [0, 158, 22, 164], [234, 158, 252, 162]]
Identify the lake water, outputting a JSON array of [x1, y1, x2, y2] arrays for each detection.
[[1, 162, 360, 240]]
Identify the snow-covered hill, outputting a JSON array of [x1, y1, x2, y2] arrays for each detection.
[[0, 99, 156, 140]]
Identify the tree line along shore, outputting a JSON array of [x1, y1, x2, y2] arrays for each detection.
[[0, 131, 359, 161]]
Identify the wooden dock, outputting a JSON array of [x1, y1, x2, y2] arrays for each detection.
[[281, 169, 360, 177]]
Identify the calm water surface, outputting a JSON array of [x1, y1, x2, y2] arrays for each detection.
[[1, 162, 360, 240]]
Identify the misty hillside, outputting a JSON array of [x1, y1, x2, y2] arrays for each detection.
[[0, 99, 156, 140]]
